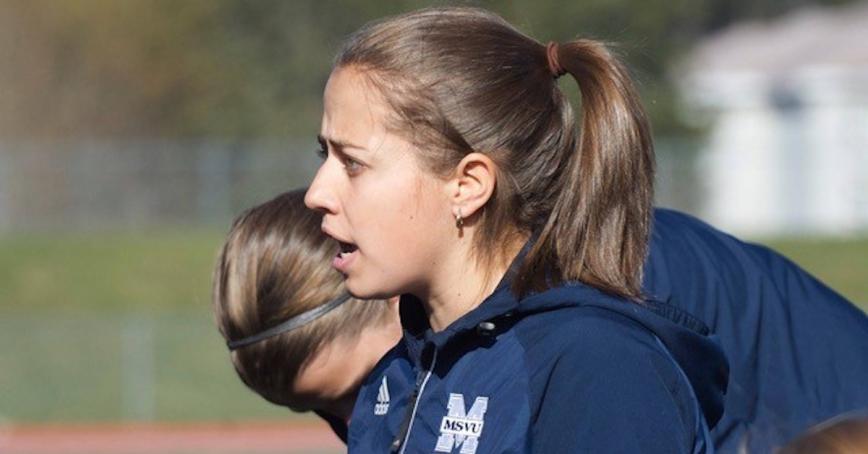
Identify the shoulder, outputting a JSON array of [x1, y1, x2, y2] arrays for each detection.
[[542, 306, 690, 404], [511, 299, 690, 403], [512, 304, 701, 452], [515, 302, 665, 364]]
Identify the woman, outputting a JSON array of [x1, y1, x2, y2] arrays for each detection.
[[212, 189, 401, 440], [305, 7, 727, 453]]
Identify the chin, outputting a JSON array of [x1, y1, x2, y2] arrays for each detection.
[[344, 278, 377, 300], [345, 276, 394, 301]]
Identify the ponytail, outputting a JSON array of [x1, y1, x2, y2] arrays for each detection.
[[518, 40, 655, 300]]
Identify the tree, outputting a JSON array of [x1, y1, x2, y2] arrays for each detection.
[[0, 0, 857, 139]]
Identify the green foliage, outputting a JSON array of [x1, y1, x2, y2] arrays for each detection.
[[1, 0, 859, 139]]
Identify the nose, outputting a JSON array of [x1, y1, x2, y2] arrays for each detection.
[[305, 163, 338, 215]]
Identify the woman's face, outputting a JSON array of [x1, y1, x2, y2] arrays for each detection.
[[305, 66, 454, 300]]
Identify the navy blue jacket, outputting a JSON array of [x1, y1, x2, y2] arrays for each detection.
[[347, 248, 728, 453], [645, 209, 868, 452]]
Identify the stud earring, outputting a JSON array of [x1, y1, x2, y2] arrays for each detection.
[[454, 208, 464, 229]]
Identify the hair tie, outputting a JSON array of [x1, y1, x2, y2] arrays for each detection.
[[545, 41, 566, 78], [226, 292, 351, 350]]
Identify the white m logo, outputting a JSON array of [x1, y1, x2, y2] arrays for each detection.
[[434, 393, 489, 454]]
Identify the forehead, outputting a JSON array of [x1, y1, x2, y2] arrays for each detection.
[[321, 66, 391, 146]]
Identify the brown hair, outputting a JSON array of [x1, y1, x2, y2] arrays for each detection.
[[336, 7, 654, 299], [212, 189, 391, 407], [777, 415, 868, 454]]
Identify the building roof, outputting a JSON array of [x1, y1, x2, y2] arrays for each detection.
[[685, 1, 868, 76]]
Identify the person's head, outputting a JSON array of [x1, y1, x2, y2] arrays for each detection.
[[212, 189, 401, 419], [777, 414, 868, 454], [305, 7, 654, 305]]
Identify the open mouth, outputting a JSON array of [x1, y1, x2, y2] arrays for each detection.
[[338, 241, 358, 257], [333, 241, 358, 273]]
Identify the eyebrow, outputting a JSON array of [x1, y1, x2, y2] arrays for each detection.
[[317, 134, 367, 151]]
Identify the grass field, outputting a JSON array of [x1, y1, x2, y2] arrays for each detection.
[[0, 230, 865, 423], [764, 237, 868, 304], [2, 229, 865, 313], [0, 229, 297, 423], [0, 230, 225, 312]]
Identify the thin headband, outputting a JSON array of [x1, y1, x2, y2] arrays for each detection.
[[227, 292, 352, 351], [546, 41, 566, 78]]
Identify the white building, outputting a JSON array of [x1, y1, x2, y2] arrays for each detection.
[[680, 2, 868, 236]]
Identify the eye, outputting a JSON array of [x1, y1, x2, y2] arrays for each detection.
[[344, 157, 364, 175], [315, 145, 328, 160]]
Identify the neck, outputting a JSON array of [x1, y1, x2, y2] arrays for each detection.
[[420, 237, 524, 332]]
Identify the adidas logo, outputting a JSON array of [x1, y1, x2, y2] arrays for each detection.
[[374, 376, 390, 416]]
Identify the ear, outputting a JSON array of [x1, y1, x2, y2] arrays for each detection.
[[447, 152, 497, 220]]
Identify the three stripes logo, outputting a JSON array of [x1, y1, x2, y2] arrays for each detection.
[[374, 376, 390, 416]]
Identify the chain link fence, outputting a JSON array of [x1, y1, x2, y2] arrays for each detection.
[[0, 139, 322, 232], [0, 138, 704, 232]]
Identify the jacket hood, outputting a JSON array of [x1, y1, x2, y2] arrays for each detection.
[[399, 242, 729, 428]]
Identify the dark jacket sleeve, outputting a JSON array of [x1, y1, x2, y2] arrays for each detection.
[[530, 313, 701, 453]]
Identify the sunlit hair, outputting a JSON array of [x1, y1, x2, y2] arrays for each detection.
[[336, 7, 654, 299], [775, 414, 868, 454], [212, 189, 391, 407]]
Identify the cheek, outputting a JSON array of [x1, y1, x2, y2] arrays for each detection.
[[292, 347, 333, 398], [375, 178, 445, 248], [292, 347, 351, 399], [291, 367, 323, 400], [353, 172, 426, 232]]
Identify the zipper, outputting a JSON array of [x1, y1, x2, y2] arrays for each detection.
[[391, 348, 438, 453]]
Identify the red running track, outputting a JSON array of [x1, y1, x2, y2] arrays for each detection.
[[0, 421, 344, 454]]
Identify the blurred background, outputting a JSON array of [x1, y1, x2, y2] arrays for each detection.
[[0, 0, 865, 453]]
